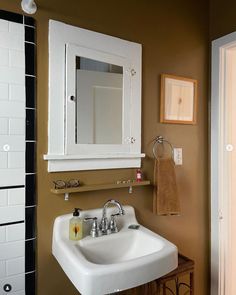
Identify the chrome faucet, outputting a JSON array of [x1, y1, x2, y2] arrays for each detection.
[[100, 199, 125, 235]]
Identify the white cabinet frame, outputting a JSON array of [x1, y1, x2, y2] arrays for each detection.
[[44, 20, 144, 172]]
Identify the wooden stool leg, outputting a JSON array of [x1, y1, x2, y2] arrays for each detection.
[[163, 283, 167, 295], [151, 281, 158, 295], [142, 285, 146, 295], [175, 278, 180, 295], [149, 282, 153, 295], [190, 271, 194, 295], [156, 281, 161, 295]]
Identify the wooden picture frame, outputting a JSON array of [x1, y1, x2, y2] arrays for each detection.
[[160, 74, 198, 124]]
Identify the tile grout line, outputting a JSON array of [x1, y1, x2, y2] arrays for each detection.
[[0, 220, 24, 227]]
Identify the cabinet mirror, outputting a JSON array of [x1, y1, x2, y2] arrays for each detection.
[[74, 57, 123, 145]]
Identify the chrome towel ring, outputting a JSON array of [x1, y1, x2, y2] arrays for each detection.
[[152, 136, 174, 160]]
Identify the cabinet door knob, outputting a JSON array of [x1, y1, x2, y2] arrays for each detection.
[[130, 69, 136, 76], [125, 137, 136, 144], [130, 137, 136, 144], [70, 95, 76, 102]]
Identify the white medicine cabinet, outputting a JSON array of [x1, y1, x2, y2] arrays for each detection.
[[44, 20, 144, 172]]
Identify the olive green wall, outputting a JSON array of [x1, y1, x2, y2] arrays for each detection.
[[0, 1, 209, 294], [210, 0, 236, 40]]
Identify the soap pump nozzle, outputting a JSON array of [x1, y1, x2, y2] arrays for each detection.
[[73, 208, 81, 216]]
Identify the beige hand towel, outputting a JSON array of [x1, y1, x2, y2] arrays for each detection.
[[153, 158, 180, 215]]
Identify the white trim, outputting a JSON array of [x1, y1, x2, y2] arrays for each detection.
[[44, 153, 145, 172], [44, 153, 145, 160], [47, 157, 142, 172], [211, 31, 236, 295]]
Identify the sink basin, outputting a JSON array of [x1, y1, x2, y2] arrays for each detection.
[[78, 229, 164, 264], [52, 206, 178, 295]]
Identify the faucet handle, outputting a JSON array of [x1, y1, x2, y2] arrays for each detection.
[[84, 217, 102, 238], [109, 214, 120, 233]]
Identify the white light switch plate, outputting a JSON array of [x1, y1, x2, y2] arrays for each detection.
[[174, 148, 183, 165]]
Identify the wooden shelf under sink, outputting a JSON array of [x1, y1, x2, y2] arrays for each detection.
[[51, 180, 151, 195]]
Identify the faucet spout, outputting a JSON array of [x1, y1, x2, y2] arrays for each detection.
[[100, 199, 125, 235], [102, 199, 125, 218]]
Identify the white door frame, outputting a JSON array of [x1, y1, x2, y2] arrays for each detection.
[[211, 31, 236, 295]]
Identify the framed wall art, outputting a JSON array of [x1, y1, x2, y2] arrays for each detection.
[[160, 74, 198, 124]]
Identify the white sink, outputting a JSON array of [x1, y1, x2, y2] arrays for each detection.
[[52, 206, 178, 295]]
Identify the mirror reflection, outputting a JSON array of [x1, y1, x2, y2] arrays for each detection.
[[75, 56, 123, 145]]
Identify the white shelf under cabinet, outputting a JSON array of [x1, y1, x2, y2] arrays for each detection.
[[44, 153, 145, 172]]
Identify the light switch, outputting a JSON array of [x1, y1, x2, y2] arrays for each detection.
[[174, 148, 183, 165]]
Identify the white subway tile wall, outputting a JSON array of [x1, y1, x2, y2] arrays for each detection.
[[0, 172, 25, 188], [9, 119, 25, 135], [0, 101, 25, 118], [0, 19, 8, 32], [0, 48, 9, 66], [0, 241, 24, 261], [10, 291, 25, 295], [0, 11, 33, 295], [0, 118, 8, 134], [9, 85, 25, 102], [0, 10, 36, 294], [0, 18, 25, 295], [0, 15, 26, 187], [0, 153, 7, 169], [0, 206, 24, 224], [0, 83, 8, 100], [7, 188, 25, 205], [0, 227, 6, 243], [0, 261, 5, 278], [0, 67, 25, 85], [0, 28, 24, 50], [6, 257, 25, 276], [6, 223, 25, 242], [8, 152, 25, 169], [9, 50, 25, 68], [0, 135, 25, 150], [0, 18, 25, 186]]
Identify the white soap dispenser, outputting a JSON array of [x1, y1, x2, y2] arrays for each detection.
[[69, 208, 83, 241]]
